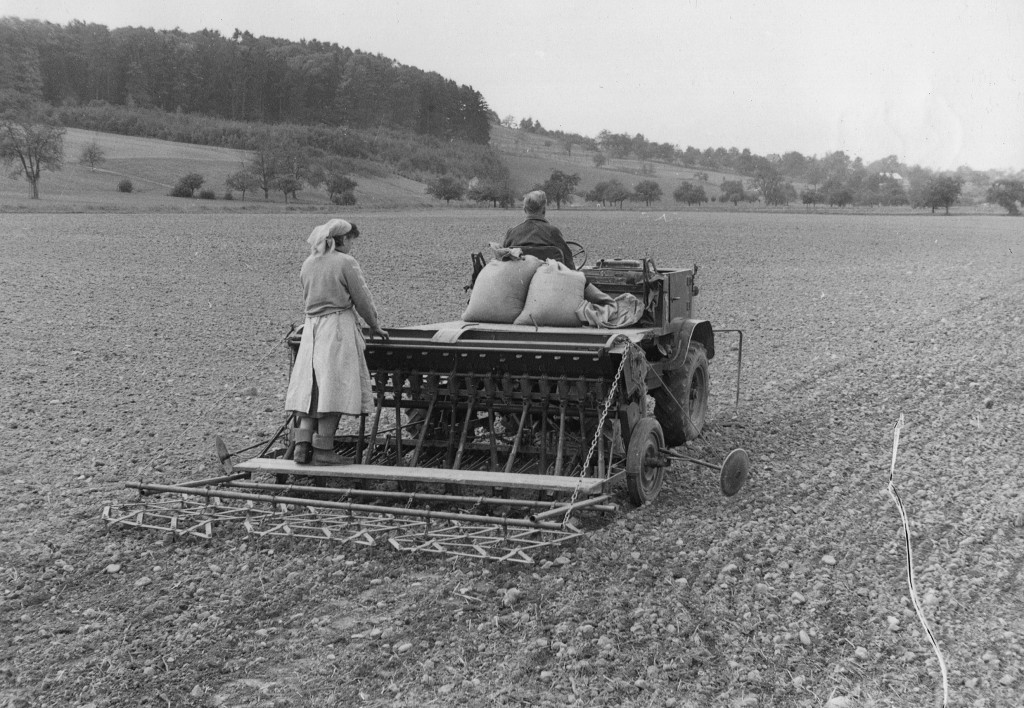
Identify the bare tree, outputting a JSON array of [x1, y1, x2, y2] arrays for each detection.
[[0, 107, 65, 199], [78, 140, 106, 170]]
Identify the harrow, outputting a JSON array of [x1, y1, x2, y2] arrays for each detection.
[[104, 256, 748, 563]]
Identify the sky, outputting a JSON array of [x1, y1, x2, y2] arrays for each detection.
[[2, 0, 1022, 172]]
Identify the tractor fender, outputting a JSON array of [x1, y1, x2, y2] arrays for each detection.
[[657, 318, 715, 370]]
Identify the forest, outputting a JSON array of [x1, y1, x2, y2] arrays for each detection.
[[0, 18, 491, 145]]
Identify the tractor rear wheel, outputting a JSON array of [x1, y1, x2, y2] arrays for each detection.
[[625, 417, 666, 506], [653, 342, 709, 447]]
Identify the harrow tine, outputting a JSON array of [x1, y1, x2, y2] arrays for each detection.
[[487, 406, 498, 471], [576, 402, 588, 472], [411, 388, 437, 467], [365, 375, 386, 463], [453, 387, 477, 470], [393, 371, 404, 464], [554, 401, 567, 476], [539, 400, 549, 475], [355, 413, 366, 462], [503, 399, 531, 475]]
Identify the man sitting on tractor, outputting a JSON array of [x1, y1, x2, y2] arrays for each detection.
[[504, 190, 614, 305]]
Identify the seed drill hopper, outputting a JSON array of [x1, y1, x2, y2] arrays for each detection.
[[105, 251, 748, 563]]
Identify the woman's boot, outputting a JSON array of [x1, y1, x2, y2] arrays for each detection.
[[312, 434, 351, 465], [293, 428, 313, 465]]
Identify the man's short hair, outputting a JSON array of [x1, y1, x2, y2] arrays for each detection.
[[523, 190, 547, 214]]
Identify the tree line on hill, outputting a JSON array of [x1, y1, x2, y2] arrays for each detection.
[[508, 118, 1023, 212], [425, 165, 1024, 216], [0, 18, 491, 144]]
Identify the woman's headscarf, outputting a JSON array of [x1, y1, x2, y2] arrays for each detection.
[[306, 218, 353, 256]]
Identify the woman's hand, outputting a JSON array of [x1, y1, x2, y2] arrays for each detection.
[[368, 324, 390, 340]]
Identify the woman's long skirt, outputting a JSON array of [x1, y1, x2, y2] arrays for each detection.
[[285, 309, 373, 416]]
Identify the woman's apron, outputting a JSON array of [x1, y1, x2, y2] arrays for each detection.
[[285, 308, 373, 416]]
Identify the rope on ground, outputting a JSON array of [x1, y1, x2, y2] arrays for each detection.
[[886, 414, 949, 707]]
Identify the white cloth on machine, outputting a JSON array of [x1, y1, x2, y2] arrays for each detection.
[[575, 292, 645, 328], [285, 308, 373, 416]]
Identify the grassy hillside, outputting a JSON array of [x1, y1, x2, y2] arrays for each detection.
[[490, 124, 745, 205], [0, 128, 437, 212], [2, 124, 777, 213]]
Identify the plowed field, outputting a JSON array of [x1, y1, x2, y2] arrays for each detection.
[[1, 210, 1021, 707]]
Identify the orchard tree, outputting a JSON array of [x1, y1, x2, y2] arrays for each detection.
[[920, 175, 963, 214], [859, 173, 908, 206], [588, 179, 630, 208], [673, 182, 708, 206], [777, 183, 799, 205], [245, 135, 294, 200], [326, 173, 358, 204], [779, 151, 808, 180], [820, 150, 852, 182], [604, 180, 631, 209], [0, 106, 65, 199], [585, 181, 612, 206], [171, 173, 205, 198], [592, 152, 607, 168], [225, 170, 260, 201], [273, 175, 302, 203], [632, 179, 663, 206], [78, 140, 106, 171], [467, 179, 515, 208], [822, 178, 853, 207], [427, 175, 466, 204], [986, 179, 1024, 215], [763, 180, 797, 206], [597, 130, 634, 159], [720, 180, 746, 205], [539, 169, 580, 209], [752, 165, 791, 205]]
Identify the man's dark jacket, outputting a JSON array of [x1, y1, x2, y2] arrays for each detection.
[[503, 215, 575, 268]]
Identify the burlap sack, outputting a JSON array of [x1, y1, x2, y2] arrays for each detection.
[[462, 255, 543, 323], [513, 259, 585, 327]]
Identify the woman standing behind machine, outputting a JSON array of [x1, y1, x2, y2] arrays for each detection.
[[285, 218, 388, 465]]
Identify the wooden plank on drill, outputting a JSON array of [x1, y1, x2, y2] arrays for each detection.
[[235, 458, 605, 493]]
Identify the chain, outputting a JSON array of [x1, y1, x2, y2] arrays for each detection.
[[561, 336, 633, 529]]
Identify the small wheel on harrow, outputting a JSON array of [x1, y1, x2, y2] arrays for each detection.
[[719, 448, 750, 497], [653, 342, 709, 447], [625, 418, 667, 506]]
